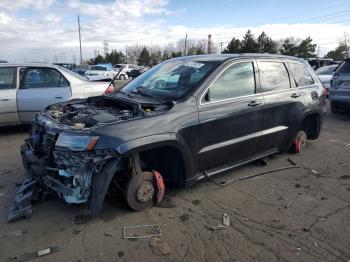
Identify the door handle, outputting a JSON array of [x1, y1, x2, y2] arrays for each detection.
[[248, 100, 261, 107], [54, 96, 63, 99], [1, 98, 11, 101], [291, 93, 301, 98]]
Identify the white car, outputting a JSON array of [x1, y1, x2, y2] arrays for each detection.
[[84, 65, 117, 81], [0, 63, 111, 126], [113, 64, 138, 80]]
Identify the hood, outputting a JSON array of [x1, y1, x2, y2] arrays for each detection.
[[43, 95, 172, 130]]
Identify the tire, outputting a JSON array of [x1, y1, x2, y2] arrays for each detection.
[[125, 171, 155, 211], [119, 74, 126, 80], [330, 101, 338, 114], [290, 130, 308, 154]]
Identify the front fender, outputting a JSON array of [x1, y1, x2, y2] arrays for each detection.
[[114, 133, 195, 181]]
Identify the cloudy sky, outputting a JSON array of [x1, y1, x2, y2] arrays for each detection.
[[1, 0, 350, 63]]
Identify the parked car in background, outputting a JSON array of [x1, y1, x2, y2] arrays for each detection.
[[84, 63, 116, 81], [0, 63, 110, 126], [315, 64, 338, 96], [113, 64, 137, 80], [329, 58, 350, 113], [127, 66, 149, 78], [13, 54, 326, 221]]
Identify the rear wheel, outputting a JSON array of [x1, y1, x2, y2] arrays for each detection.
[[125, 171, 155, 211], [119, 74, 126, 80], [291, 130, 307, 154], [330, 101, 339, 114]]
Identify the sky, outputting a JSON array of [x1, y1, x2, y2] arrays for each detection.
[[1, 0, 350, 63]]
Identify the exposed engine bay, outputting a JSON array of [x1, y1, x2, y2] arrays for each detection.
[[8, 95, 169, 222], [46, 96, 171, 128]]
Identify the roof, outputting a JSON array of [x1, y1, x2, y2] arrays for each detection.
[[171, 53, 303, 62], [0, 63, 61, 68]]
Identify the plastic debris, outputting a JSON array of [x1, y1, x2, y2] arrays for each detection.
[[123, 224, 161, 239], [223, 213, 230, 227]]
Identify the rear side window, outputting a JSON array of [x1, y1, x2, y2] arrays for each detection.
[[21, 68, 67, 89], [336, 60, 350, 74], [207, 62, 255, 102], [0, 67, 16, 89], [288, 63, 315, 86], [258, 62, 290, 92]]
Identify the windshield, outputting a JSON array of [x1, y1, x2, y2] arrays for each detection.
[[120, 59, 220, 100], [316, 65, 337, 75], [59, 66, 88, 81]]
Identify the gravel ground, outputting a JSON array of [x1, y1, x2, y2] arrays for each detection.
[[0, 105, 349, 262]]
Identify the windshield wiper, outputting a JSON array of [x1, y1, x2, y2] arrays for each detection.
[[131, 86, 164, 103]]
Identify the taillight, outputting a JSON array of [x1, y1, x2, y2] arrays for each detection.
[[104, 84, 114, 94]]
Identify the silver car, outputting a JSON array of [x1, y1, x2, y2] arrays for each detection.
[[0, 63, 110, 126]]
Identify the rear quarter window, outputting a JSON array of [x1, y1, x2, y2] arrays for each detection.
[[288, 62, 315, 86], [336, 61, 350, 74]]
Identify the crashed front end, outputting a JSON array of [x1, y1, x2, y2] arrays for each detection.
[[9, 99, 128, 222]]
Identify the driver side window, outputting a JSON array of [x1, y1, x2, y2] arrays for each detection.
[[204, 62, 256, 102]]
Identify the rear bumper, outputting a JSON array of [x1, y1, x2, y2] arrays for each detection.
[[329, 95, 350, 105]]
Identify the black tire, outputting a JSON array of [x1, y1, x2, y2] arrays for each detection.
[[330, 101, 338, 114], [290, 130, 308, 154], [125, 171, 155, 211], [119, 74, 126, 80]]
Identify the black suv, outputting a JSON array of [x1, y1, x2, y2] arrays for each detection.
[[11, 54, 326, 221]]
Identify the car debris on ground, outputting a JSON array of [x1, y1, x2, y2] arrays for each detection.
[[123, 224, 161, 239]]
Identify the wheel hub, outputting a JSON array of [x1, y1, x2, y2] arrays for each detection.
[[136, 181, 155, 203], [297, 133, 307, 146]]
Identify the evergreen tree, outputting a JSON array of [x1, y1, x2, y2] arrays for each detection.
[[297, 37, 316, 58], [137, 47, 151, 66], [280, 38, 298, 56], [223, 38, 241, 53], [257, 32, 277, 54], [326, 42, 348, 60], [240, 30, 258, 53]]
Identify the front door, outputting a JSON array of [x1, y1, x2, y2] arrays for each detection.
[[197, 60, 264, 172], [0, 67, 19, 125], [17, 67, 71, 122]]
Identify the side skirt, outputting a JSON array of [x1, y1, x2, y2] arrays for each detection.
[[186, 148, 280, 187]]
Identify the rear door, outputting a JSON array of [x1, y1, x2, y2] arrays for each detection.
[[257, 60, 307, 152], [17, 67, 71, 122], [0, 67, 19, 125], [197, 60, 265, 172]]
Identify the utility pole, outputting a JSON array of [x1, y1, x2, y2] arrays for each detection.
[[220, 42, 224, 53], [125, 45, 128, 63], [317, 47, 320, 58], [184, 33, 188, 56], [78, 14, 83, 65]]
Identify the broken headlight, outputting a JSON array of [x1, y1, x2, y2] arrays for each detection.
[[55, 133, 99, 151]]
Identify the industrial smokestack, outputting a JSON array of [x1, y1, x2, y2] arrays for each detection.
[[208, 34, 212, 54]]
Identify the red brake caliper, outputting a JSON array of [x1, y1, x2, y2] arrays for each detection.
[[152, 171, 165, 204], [292, 139, 301, 153]]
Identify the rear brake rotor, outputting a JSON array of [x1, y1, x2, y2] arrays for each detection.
[[136, 181, 155, 203]]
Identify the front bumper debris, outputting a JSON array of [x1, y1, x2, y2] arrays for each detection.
[[8, 177, 39, 222], [9, 134, 121, 222]]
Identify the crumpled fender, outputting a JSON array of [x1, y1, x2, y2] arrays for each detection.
[[114, 133, 195, 181], [88, 158, 122, 215]]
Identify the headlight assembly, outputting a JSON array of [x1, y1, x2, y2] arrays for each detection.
[[55, 133, 99, 151]]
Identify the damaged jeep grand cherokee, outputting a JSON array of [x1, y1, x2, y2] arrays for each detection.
[[9, 54, 326, 222]]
